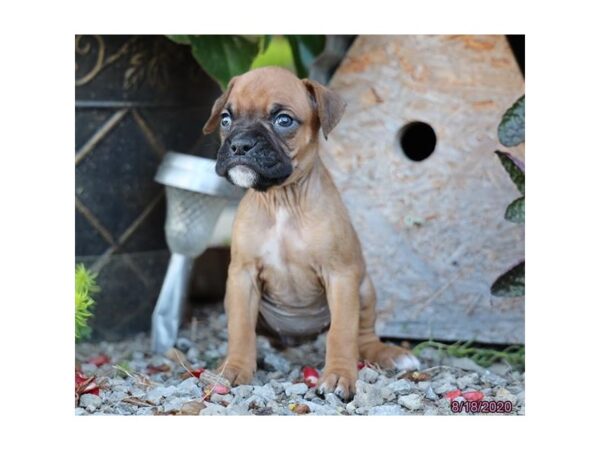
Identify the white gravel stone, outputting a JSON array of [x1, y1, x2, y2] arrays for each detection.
[[354, 380, 384, 408], [176, 337, 193, 352], [80, 394, 102, 412], [304, 389, 319, 401], [108, 391, 128, 402], [176, 377, 202, 397], [457, 373, 480, 389], [232, 385, 254, 399], [200, 403, 227, 415], [285, 383, 308, 396], [263, 353, 291, 373], [205, 349, 221, 359], [146, 385, 176, 404], [245, 395, 267, 408], [135, 407, 155, 415], [358, 367, 379, 383], [398, 393, 423, 410], [129, 387, 146, 398], [74, 407, 87, 415], [495, 387, 517, 404], [381, 386, 396, 401], [368, 405, 405, 415], [269, 380, 285, 395], [388, 379, 413, 394], [301, 401, 339, 415], [163, 398, 186, 412], [433, 381, 457, 394], [112, 383, 129, 393], [424, 385, 438, 401], [115, 405, 137, 415], [481, 370, 508, 387], [225, 404, 252, 415], [186, 347, 200, 362], [324, 393, 344, 408], [210, 393, 233, 404], [253, 384, 277, 401], [488, 362, 512, 376], [447, 357, 486, 373]]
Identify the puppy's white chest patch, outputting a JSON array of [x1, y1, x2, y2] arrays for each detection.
[[260, 208, 289, 270]]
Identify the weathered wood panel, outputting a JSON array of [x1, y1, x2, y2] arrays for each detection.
[[322, 35, 525, 344]]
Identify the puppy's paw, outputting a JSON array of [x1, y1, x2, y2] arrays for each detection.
[[361, 342, 421, 371], [317, 364, 357, 401], [217, 360, 255, 386]]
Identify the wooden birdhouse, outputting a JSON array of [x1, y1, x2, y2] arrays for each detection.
[[322, 35, 525, 344]]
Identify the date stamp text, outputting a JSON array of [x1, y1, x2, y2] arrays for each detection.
[[451, 400, 513, 414]]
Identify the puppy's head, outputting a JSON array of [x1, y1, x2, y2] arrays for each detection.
[[203, 67, 345, 191]]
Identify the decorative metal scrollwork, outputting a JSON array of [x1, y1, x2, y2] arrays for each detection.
[[76, 35, 179, 91]]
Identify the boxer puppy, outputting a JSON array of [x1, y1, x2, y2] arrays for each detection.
[[203, 66, 420, 400]]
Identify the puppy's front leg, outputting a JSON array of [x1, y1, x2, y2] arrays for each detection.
[[318, 271, 360, 400], [219, 263, 260, 385]]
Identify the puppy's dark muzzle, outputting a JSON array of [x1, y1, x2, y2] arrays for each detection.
[[230, 136, 257, 156], [215, 129, 293, 186]]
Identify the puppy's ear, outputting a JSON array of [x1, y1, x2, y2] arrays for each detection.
[[202, 77, 237, 135], [302, 79, 346, 139]]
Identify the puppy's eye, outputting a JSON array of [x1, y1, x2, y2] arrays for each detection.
[[220, 113, 232, 129], [274, 113, 294, 128]]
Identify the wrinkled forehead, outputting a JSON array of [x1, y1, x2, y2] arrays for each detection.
[[227, 71, 313, 119]]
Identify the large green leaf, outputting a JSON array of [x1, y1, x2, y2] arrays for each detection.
[[505, 196, 525, 223], [498, 95, 525, 147], [188, 36, 260, 91], [251, 36, 295, 71], [166, 35, 191, 45], [260, 35, 272, 53], [491, 260, 525, 297], [495, 150, 525, 195], [286, 35, 325, 79]]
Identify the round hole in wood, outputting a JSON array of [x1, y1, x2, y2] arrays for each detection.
[[399, 121, 437, 162]]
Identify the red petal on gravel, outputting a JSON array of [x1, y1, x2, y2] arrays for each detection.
[[357, 361, 366, 370], [213, 384, 230, 394], [444, 389, 462, 400], [86, 384, 100, 396], [462, 391, 484, 401], [88, 354, 110, 367], [75, 371, 101, 396], [75, 371, 88, 385], [191, 368, 205, 378], [302, 366, 319, 387]]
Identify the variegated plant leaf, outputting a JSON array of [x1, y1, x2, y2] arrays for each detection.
[[491, 261, 525, 297], [495, 150, 525, 195], [498, 95, 525, 147], [505, 196, 525, 223]]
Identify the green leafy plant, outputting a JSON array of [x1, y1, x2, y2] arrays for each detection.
[[491, 95, 525, 297], [75, 264, 99, 341], [166, 35, 325, 91], [412, 340, 525, 371]]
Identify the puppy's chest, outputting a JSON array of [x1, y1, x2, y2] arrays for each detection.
[[254, 208, 329, 337], [256, 209, 323, 298]]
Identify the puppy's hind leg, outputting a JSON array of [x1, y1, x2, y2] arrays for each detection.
[[358, 275, 421, 371]]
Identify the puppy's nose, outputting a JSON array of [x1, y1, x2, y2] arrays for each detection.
[[230, 137, 257, 155]]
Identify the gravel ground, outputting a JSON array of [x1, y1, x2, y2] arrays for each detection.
[[75, 303, 524, 416]]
